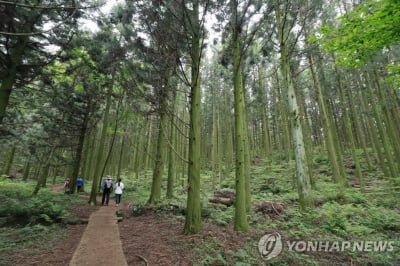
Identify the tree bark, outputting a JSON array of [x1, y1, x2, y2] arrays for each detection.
[[231, 0, 250, 232], [275, 1, 313, 210], [89, 82, 113, 205], [183, 0, 202, 235]]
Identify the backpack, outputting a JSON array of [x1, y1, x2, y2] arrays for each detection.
[[106, 180, 112, 189]]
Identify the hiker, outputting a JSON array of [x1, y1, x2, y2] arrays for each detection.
[[114, 178, 125, 206], [76, 176, 84, 192], [64, 178, 71, 194], [101, 176, 113, 205]]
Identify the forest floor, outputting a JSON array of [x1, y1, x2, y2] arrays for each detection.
[[9, 185, 196, 265], [8, 191, 99, 265], [4, 155, 400, 265], [9, 185, 257, 265]]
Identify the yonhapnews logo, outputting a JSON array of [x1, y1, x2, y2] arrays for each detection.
[[258, 232, 283, 260], [258, 232, 394, 261]]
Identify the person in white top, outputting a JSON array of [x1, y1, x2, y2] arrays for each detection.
[[114, 178, 125, 206]]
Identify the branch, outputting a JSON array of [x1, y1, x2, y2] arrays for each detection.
[[160, 115, 189, 164], [0, 0, 99, 10], [0, 8, 78, 36]]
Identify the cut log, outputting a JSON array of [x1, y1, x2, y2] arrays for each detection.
[[209, 197, 234, 206]]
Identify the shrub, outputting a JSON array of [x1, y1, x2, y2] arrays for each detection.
[[208, 206, 234, 226], [319, 202, 348, 236], [0, 180, 68, 226]]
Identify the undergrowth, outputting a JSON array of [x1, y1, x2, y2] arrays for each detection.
[[125, 152, 400, 265], [3, 149, 400, 265], [0, 179, 85, 265]]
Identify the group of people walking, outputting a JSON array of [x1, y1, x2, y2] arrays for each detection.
[[101, 176, 125, 206], [64, 176, 84, 193], [63, 175, 125, 206]]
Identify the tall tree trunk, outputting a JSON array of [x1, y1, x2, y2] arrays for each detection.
[[357, 75, 391, 178], [231, 0, 250, 232], [117, 135, 126, 180], [333, 63, 364, 191], [295, 82, 315, 189], [148, 104, 168, 204], [84, 129, 97, 181], [134, 119, 147, 179], [275, 70, 291, 159], [33, 149, 55, 195], [68, 107, 90, 193], [143, 118, 153, 175], [22, 161, 31, 181], [275, 2, 313, 210], [223, 87, 234, 174], [373, 68, 400, 171], [364, 71, 398, 181], [183, 0, 202, 235], [89, 82, 113, 205], [0, 35, 29, 124], [2, 146, 16, 176], [210, 84, 219, 189], [308, 52, 345, 195], [167, 91, 178, 198]]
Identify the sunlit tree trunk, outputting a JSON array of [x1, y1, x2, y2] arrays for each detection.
[[275, 1, 313, 210]]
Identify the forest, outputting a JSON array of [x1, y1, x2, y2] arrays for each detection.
[[0, 0, 400, 265]]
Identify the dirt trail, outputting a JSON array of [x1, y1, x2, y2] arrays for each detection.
[[69, 205, 128, 266]]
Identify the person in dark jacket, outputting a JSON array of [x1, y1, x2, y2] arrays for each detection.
[[101, 176, 113, 206]]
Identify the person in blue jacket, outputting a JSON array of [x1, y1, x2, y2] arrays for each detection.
[[76, 176, 84, 192]]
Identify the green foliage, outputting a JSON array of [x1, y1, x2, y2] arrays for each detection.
[[318, 0, 400, 66], [360, 207, 400, 232], [386, 62, 400, 89], [319, 202, 348, 236], [375, 194, 400, 209], [226, 248, 258, 265], [271, 152, 288, 162], [312, 154, 329, 166], [200, 253, 227, 265], [0, 180, 72, 226], [208, 206, 234, 226]]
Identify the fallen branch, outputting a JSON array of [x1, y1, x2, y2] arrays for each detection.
[[256, 201, 287, 216], [134, 254, 149, 266]]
